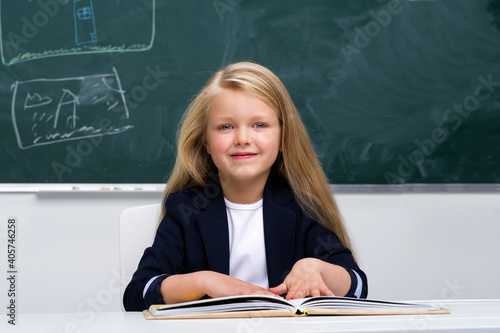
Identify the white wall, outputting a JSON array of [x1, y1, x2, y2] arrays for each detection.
[[0, 191, 161, 315], [0, 190, 499, 314], [336, 192, 500, 301]]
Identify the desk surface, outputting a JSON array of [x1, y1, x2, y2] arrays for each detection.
[[4, 300, 500, 333]]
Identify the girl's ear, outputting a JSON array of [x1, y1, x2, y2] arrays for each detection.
[[203, 136, 211, 155]]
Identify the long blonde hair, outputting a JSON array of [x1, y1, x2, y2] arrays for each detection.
[[161, 62, 355, 256]]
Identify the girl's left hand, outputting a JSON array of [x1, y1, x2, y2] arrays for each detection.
[[268, 258, 335, 300]]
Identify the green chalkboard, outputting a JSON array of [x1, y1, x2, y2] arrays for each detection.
[[1, 0, 499, 184]]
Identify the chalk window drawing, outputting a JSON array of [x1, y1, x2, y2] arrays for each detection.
[[77, 7, 92, 20]]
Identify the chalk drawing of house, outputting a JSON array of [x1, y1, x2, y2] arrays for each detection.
[[74, 0, 98, 46]]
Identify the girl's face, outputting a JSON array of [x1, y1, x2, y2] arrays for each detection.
[[204, 89, 281, 187]]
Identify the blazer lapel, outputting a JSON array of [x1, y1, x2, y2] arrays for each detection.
[[196, 190, 230, 275], [263, 176, 297, 288]]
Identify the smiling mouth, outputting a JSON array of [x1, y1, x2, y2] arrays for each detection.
[[231, 153, 257, 159]]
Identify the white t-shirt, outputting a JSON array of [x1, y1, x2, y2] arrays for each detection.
[[224, 198, 269, 289]]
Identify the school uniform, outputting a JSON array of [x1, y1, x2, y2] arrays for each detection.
[[123, 173, 368, 311]]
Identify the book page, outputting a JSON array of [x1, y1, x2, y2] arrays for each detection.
[[150, 295, 294, 316]]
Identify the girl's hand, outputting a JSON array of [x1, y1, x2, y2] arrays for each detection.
[[202, 271, 281, 299], [268, 258, 335, 300]]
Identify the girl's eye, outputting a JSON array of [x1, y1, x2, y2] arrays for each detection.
[[254, 123, 266, 129], [218, 124, 233, 130]]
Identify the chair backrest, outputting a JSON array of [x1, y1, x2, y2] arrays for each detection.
[[119, 204, 161, 309]]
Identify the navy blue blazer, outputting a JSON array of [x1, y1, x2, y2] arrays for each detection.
[[123, 173, 368, 311]]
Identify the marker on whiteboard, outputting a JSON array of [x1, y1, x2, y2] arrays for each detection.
[[74, 186, 101, 192]]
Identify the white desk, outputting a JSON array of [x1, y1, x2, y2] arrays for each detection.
[[3, 300, 500, 333]]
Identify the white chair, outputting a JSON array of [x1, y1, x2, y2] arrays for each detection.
[[119, 204, 161, 309]]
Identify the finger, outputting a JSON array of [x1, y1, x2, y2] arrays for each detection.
[[322, 289, 335, 296], [286, 286, 307, 300], [259, 290, 284, 298], [268, 283, 288, 295], [310, 288, 321, 297], [318, 285, 335, 297]]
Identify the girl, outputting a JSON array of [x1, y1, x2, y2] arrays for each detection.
[[123, 62, 367, 311]]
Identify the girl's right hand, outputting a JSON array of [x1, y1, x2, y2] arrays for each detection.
[[202, 271, 281, 298], [161, 271, 280, 305]]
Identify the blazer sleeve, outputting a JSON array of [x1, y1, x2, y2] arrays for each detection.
[[123, 194, 187, 311], [305, 222, 368, 298]]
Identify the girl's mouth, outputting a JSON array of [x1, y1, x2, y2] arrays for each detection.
[[231, 152, 257, 159]]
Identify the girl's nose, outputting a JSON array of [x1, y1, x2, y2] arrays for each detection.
[[234, 128, 251, 146]]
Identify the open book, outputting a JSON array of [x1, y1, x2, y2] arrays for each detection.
[[144, 295, 450, 319]]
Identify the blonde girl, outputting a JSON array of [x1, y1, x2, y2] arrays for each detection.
[[124, 62, 367, 311]]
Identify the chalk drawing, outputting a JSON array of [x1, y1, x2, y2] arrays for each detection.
[[11, 67, 133, 149], [74, 0, 98, 46], [0, 0, 156, 66]]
